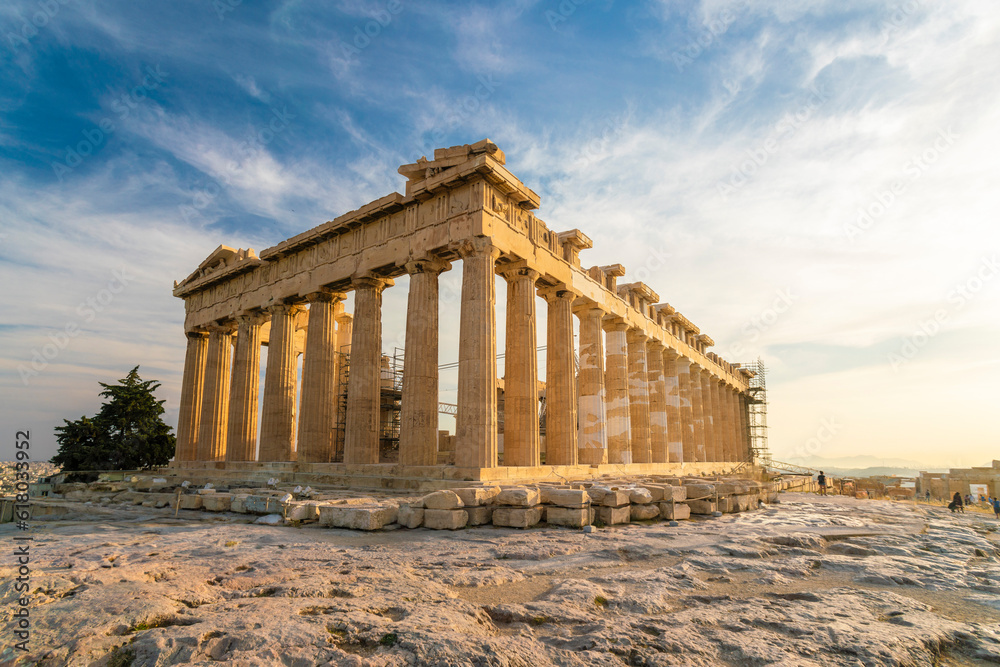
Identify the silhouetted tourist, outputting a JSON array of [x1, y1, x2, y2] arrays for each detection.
[[949, 491, 965, 513], [817, 471, 827, 496]]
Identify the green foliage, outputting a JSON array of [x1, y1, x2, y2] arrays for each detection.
[[53, 366, 175, 471]]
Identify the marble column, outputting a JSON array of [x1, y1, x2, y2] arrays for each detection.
[[675, 356, 694, 463], [455, 238, 501, 469], [646, 340, 668, 464], [711, 378, 725, 462], [603, 319, 632, 464], [726, 385, 739, 462], [498, 265, 540, 467], [298, 291, 344, 463], [176, 331, 207, 462], [542, 287, 578, 466], [663, 349, 684, 463], [739, 392, 750, 460], [197, 324, 234, 462], [701, 371, 717, 462], [345, 276, 390, 465], [575, 304, 607, 465], [626, 329, 651, 464], [226, 312, 265, 461], [335, 312, 353, 353], [259, 303, 302, 462], [689, 364, 706, 462], [399, 257, 449, 467]]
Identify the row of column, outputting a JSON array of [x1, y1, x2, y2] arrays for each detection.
[[176, 236, 750, 468]]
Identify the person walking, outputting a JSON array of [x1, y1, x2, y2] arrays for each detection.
[[991, 497, 1000, 519], [817, 471, 827, 496]]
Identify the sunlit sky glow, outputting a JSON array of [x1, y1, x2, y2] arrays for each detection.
[[2, 0, 998, 467]]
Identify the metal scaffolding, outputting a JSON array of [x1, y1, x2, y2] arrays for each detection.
[[742, 357, 770, 466]]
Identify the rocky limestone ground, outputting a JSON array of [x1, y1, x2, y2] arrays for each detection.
[[3, 493, 1000, 666]]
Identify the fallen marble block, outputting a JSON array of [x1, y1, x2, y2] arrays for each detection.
[[230, 494, 251, 514], [424, 508, 468, 530], [493, 506, 543, 528], [318, 505, 398, 531], [496, 488, 540, 507], [540, 488, 590, 508], [422, 490, 465, 510], [397, 504, 424, 529], [201, 494, 231, 512], [596, 505, 631, 525], [454, 487, 500, 506], [658, 501, 691, 521], [545, 506, 590, 527], [630, 503, 660, 521], [285, 502, 319, 521], [687, 499, 718, 515], [466, 505, 494, 526], [178, 495, 203, 510], [629, 488, 654, 505]]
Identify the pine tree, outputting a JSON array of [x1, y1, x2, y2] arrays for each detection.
[[53, 366, 176, 470]]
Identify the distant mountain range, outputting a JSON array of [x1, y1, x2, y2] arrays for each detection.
[[776, 454, 957, 479]]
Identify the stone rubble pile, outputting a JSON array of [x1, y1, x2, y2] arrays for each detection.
[[5, 474, 811, 531]]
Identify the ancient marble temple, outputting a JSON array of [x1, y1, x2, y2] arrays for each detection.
[[172, 140, 754, 483]]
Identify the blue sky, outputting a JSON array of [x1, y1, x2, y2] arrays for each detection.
[[2, 0, 998, 467]]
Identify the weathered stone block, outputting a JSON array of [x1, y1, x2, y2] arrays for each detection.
[[285, 502, 318, 521], [179, 495, 203, 510], [596, 505, 631, 525], [496, 488, 540, 507], [454, 486, 500, 506], [648, 485, 687, 502], [546, 506, 590, 527], [466, 505, 494, 526], [658, 502, 691, 521], [230, 494, 251, 513], [630, 503, 660, 521], [540, 488, 590, 508], [492, 506, 543, 528], [687, 500, 718, 515], [424, 509, 468, 530], [736, 495, 755, 512], [718, 497, 736, 513], [421, 490, 464, 510], [318, 505, 398, 531], [683, 484, 716, 501], [149, 493, 176, 508], [629, 488, 654, 505], [397, 504, 424, 529], [202, 494, 232, 512]]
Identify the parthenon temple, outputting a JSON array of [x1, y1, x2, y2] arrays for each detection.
[[172, 139, 756, 486]]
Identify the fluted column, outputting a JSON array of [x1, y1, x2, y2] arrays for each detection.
[[725, 385, 738, 462], [455, 238, 501, 469], [259, 303, 303, 462], [498, 265, 540, 467], [603, 319, 632, 464], [739, 391, 750, 460], [226, 312, 265, 461], [298, 291, 344, 463], [663, 350, 684, 463], [701, 371, 717, 462], [542, 287, 578, 466], [197, 324, 234, 461], [399, 257, 450, 466], [626, 329, 651, 464], [575, 304, 607, 465], [689, 364, 706, 462], [712, 378, 725, 462], [676, 356, 693, 463], [345, 276, 391, 465], [646, 340, 668, 463], [176, 331, 208, 461]]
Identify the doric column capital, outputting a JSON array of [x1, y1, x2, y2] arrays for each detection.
[[496, 262, 540, 283], [236, 309, 269, 326], [572, 298, 604, 316], [626, 327, 648, 343], [185, 329, 208, 340], [602, 316, 629, 333], [646, 338, 665, 354], [305, 288, 347, 304], [267, 302, 304, 318], [404, 256, 451, 276], [538, 284, 578, 303], [351, 275, 394, 292], [457, 236, 501, 261], [204, 321, 236, 335]]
